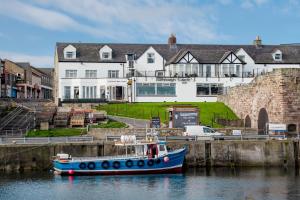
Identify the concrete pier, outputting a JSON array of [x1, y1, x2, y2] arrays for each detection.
[[0, 140, 299, 172]]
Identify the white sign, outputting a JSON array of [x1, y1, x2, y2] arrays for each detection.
[[232, 130, 242, 136], [268, 123, 287, 131]]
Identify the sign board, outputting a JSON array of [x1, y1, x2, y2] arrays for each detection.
[[232, 130, 242, 136], [268, 123, 287, 131], [151, 117, 161, 128], [171, 107, 199, 128]]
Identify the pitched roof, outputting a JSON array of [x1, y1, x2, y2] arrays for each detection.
[[56, 42, 300, 64]]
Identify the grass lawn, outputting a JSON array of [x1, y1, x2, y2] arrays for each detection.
[[90, 120, 128, 128], [96, 102, 238, 128], [26, 128, 87, 137]]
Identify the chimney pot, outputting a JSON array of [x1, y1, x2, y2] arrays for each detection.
[[253, 35, 262, 47]]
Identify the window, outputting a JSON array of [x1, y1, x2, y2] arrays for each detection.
[[108, 70, 119, 78], [197, 83, 224, 96], [229, 64, 234, 75], [206, 65, 211, 77], [238, 55, 245, 62], [222, 64, 229, 77], [192, 64, 198, 76], [157, 83, 176, 96], [236, 65, 240, 77], [102, 52, 110, 59], [64, 86, 71, 99], [159, 145, 165, 151], [147, 53, 155, 63], [85, 70, 97, 78], [65, 70, 77, 78], [65, 52, 74, 59], [136, 83, 155, 96], [185, 64, 191, 75], [199, 64, 203, 77], [74, 86, 79, 99], [136, 83, 176, 97], [211, 84, 223, 95], [82, 86, 96, 98], [197, 84, 210, 95], [274, 53, 282, 61]]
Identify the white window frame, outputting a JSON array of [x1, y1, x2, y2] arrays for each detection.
[[108, 70, 119, 78], [65, 70, 77, 78], [102, 52, 110, 59], [85, 70, 97, 78], [274, 53, 282, 61], [65, 51, 74, 59], [147, 53, 155, 63]]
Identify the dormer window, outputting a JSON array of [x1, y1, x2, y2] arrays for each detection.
[[99, 45, 112, 60], [102, 52, 110, 59], [63, 45, 76, 59], [66, 52, 74, 59], [274, 53, 282, 61], [273, 50, 282, 61]]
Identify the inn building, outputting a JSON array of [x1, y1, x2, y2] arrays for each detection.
[[54, 35, 300, 104]]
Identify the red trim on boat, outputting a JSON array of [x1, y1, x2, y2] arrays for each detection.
[[59, 167, 182, 176]]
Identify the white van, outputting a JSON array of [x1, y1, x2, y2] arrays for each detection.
[[183, 125, 223, 137]]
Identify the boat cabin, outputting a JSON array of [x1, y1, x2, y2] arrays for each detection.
[[115, 138, 168, 158]]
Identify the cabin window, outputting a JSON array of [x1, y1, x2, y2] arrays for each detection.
[[159, 145, 165, 152]]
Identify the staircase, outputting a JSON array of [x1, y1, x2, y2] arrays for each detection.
[[0, 106, 35, 136]]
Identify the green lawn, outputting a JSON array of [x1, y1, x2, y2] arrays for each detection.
[[90, 120, 128, 128], [96, 102, 238, 128], [26, 128, 87, 137]]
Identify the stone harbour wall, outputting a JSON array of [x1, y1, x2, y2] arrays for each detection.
[[218, 68, 300, 131], [0, 140, 299, 172]]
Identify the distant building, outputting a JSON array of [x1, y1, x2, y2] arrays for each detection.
[[54, 35, 300, 104], [0, 60, 53, 99]]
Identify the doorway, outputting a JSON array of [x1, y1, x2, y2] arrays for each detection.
[[116, 86, 123, 100]]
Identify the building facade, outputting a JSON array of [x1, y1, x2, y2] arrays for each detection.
[[0, 60, 53, 99], [54, 35, 300, 104]]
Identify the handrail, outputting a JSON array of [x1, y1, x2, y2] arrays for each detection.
[[0, 106, 25, 130]]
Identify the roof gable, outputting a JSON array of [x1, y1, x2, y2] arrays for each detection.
[[219, 51, 244, 64], [178, 51, 198, 64]]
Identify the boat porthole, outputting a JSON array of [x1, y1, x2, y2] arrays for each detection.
[[79, 162, 87, 169], [125, 160, 133, 168], [101, 160, 110, 169], [147, 159, 154, 166], [113, 161, 121, 169], [87, 162, 96, 170], [137, 160, 145, 167], [156, 159, 161, 164]]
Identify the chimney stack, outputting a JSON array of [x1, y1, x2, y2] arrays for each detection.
[[253, 35, 262, 47], [168, 34, 177, 51]]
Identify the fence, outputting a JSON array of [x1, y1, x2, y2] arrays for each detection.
[[0, 136, 94, 145], [105, 134, 290, 142]]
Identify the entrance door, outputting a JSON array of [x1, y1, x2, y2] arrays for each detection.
[[116, 86, 123, 100]]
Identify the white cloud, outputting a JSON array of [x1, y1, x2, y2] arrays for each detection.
[[0, 50, 52, 67], [12, 0, 229, 43], [0, 0, 122, 39], [241, 0, 268, 9]]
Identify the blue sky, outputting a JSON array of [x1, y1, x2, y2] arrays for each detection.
[[0, 0, 300, 67]]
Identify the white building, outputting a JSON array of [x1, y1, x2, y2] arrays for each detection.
[[54, 35, 300, 104]]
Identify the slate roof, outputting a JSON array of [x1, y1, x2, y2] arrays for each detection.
[[56, 42, 300, 64]]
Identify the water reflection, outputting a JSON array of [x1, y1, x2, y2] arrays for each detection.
[[0, 168, 300, 200]]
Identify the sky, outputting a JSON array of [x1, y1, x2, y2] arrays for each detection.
[[0, 0, 300, 68]]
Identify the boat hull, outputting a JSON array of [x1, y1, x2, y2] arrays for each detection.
[[53, 148, 186, 176]]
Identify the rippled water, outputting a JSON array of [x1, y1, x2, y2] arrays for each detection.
[[0, 168, 300, 200]]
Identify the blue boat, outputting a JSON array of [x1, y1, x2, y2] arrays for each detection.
[[53, 135, 186, 175]]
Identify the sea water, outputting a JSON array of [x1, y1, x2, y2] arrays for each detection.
[[0, 168, 299, 200]]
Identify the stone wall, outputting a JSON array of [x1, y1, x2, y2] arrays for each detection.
[[0, 140, 299, 172], [218, 68, 300, 131]]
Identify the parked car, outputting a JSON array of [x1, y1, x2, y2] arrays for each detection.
[[183, 125, 224, 139]]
